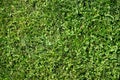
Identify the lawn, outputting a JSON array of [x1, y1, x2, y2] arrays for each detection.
[[0, 0, 120, 80]]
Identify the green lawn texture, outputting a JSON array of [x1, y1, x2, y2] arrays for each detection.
[[0, 0, 120, 80]]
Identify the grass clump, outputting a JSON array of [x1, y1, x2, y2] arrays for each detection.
[[0, 0, 120, 80]]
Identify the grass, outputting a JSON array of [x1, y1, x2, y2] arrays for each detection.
[[0, 0, 120, 80]]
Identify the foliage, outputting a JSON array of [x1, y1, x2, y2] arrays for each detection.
[[0, 0, 120, 79]]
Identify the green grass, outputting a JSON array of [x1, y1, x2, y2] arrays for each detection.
[[0, 0, 120, 80]]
